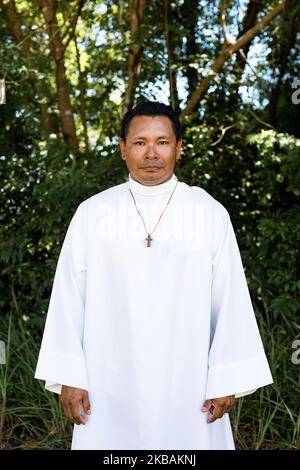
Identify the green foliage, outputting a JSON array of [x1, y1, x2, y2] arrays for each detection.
[[0, 0, 299, 450], [0, 139, 126, 332], [244, 131, 300, 326], [176, 128, 300, 450]]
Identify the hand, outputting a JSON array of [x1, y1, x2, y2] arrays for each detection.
[[201, 395, 235, 424], [61, 385, 91, 425]]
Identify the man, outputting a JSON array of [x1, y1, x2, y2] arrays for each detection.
[[35, 101, 273, 450]]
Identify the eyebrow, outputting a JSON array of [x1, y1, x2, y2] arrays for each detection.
[[133, 135, 171, 140]]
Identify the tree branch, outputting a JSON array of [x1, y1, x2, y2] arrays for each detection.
[[247, 106, 275, 130], [3, 0, 30, 53], [220, 0, 235, 45], [180, 1, 287, 119], [62, 0, 85, 52], [211, 123, 237, 146]]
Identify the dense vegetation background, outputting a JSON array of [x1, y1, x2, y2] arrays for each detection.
[[0, 0, 299, 450]]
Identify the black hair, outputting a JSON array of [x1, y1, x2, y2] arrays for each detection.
[[120, 101, 182, 142]]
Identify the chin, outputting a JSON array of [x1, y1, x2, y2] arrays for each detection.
[[144, 173, 172, 185]]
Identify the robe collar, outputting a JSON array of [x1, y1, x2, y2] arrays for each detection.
[[128, 173, 178, 196]]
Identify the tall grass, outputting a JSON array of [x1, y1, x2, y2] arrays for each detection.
[[0, 311, 72, 449], [231, 311, 300, 450], [0, 307, 299, 449]]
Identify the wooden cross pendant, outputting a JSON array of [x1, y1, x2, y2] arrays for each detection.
[[146, 234, 153, 247]]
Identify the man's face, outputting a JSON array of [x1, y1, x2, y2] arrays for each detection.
[[120, 115, 182, 186]]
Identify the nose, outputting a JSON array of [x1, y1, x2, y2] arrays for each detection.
[[145, 143, 158, 160]]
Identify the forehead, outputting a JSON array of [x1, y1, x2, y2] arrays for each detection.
[[127, 115, 174, 138]]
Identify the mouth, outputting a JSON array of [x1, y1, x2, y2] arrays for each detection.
[[143, 166, 161, 170]]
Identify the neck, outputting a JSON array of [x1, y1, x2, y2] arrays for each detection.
[[128, 172, 178, 196], [129, 173, 173, 187]]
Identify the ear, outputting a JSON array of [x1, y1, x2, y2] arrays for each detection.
[[120, 139, 126, 160], [175, 139, 183, 160]]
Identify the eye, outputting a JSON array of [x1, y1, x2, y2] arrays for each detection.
[[158, 140, 169, 145], [135, 141, 145, 145]]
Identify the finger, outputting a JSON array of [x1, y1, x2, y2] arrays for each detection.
[[73, 414, 86, 426], [70, 401, 86, 425], [207, 401, 226, 423], [82, 392, 91, 416], [61, 397, 73, 422], [201, 399, 212, 412], [208, 397, 235, 423]]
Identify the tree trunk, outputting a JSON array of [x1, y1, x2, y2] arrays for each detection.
[[269, 12, 300, 126], [180, 0, 199, 100], [163, 0, 179, 111], [235, 0, 263, 70], [74, 38, 90, 154], [38, 0, 78, 150], [3, 0, 55, 134], [123, 0, 145, 114]]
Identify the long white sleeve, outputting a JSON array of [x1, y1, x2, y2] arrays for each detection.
[[205, 205, 273, 399], [35, 202, 88, 394]]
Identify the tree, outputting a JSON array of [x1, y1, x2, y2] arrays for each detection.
[[0, 0, 299, 450]]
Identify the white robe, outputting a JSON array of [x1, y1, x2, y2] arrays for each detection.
[[35, 173, 273, 450]]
